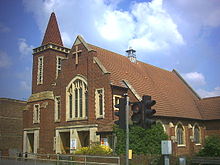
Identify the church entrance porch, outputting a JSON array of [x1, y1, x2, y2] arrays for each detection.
[[78, 131, 89, 147], [27, 133, 34, 153], [23, 128, 39, 156], [59, 131, 70, 154], [55, 125, 99, 154]]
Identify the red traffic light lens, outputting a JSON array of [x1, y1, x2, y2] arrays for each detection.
[[131, 102, 141, 114]]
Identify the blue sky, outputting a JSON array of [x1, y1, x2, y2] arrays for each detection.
[[0, 0, 220, 100]]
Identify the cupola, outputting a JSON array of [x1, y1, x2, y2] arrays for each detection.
[[126, 47, 136, 63]]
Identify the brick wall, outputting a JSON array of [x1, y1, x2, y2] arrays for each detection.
[[32, 49, 67, 94], [0, 98, 26, 156], [204, 120, 220, 136], [157, 118, 205, 156], [25, 43, 118, 154]]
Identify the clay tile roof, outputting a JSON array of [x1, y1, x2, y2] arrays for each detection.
[[88, 44, 203, 120], [197, 96, 220, 120], [41, 12, 63, 46]]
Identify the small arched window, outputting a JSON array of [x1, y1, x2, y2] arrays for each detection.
[[95, 88, 105, 118], [194, 124, 200, 144], [156, 120, 166, 133], [176, 123, 184, 145]]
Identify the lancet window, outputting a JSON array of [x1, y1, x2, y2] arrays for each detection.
[[67, 76, 88, 120]]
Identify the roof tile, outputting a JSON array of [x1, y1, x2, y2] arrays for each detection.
[[41, 12, 63, 46], [89, 44, 203, 120], [197, 97, 220, 120]]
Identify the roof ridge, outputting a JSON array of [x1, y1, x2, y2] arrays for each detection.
[[41, 12, 63, 46], [88, 43, 174, 74], [202, 96, 220, 100], [172, 69, 201, 99], [88, 43, 127, 58]]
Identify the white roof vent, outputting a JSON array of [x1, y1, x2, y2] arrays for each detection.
[[126, 47, 136, 63]]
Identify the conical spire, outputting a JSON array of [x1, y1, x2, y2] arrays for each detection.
[[41, 12, 63, 46]]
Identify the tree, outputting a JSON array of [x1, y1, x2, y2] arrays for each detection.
[[198, 135, 220, 157], [114, 123, 168, 155]]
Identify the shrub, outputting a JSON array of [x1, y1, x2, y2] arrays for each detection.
[[75, 147, 90, 155], [198, 135, 220, 157], [75, 144, 113, 156], [114, 123, 168, 155]]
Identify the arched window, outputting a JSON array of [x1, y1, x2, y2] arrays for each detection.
[[67, 76, 88, 120], [156, 120, 166, 133], [194, 124, 200, 144], [176, 123, 185, 145]]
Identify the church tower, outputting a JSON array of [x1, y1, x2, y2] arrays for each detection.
[[32, 12, 70, 94]]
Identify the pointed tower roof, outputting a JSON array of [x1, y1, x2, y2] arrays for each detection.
[[41, 12, 63, 46]]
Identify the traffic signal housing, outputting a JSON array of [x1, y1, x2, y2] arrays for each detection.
[[131, 102, 142, 127], [131, 95, 156, 129], [142, 95, 156, 129], [114, 97, 126, 130]]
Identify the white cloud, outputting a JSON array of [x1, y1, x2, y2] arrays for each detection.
[[22, 0, 184, 52], [23, 0, 115, 47], [0, 51, 11, 68], [182, 72, 206, 87], [0, 23, 10, 33], [18, 38, 34, 58], [197, 87, 220, 98], [166, 0, 220, 28], [96, 10, 135, 42], [181, 72, 220, 98], [163, 0, 220, 43], [129, 0, 184, 51], [22, 0, 55, 33]]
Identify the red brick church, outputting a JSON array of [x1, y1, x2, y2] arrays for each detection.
[[23, 12, 220, 156]]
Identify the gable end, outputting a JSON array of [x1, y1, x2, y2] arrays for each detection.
[[172, 69, 201, 99]]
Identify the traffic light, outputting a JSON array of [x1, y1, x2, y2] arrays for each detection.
[[142, 95, 156, 129], [131, 95, 156, 129], [131, 102, 142, 127], [114, 97, 126, 130]]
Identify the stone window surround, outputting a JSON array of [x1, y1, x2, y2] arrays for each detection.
[[66, 75, 88, 121], [175, 122, 186, 147], [193, 123, 201, 145], [56, 56, 65, 78], [33, 104, 40, 124], [95, 88, 105, 119], [113, 95, 121, 111], [54, 96, 61, 122], [37, 56, 44, 85]]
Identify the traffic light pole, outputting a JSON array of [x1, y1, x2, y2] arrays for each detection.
[[125, 95, 129, 165]]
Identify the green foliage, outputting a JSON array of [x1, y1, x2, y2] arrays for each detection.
[[114, 123, 168, 155], [75, 143, 113, 156], [198, 135, 220, 157]]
